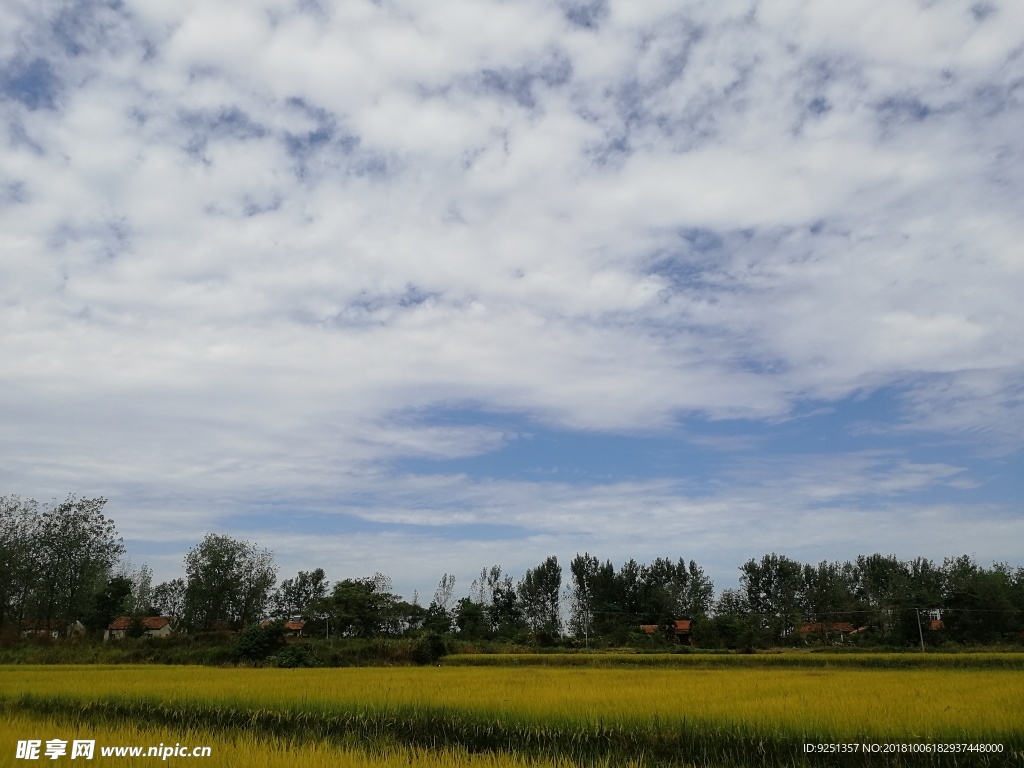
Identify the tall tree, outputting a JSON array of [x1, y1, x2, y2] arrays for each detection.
[[942, 556, 1018, 644], [423, 573, 456, 634], [568, 553, 599, 639], [518, 556, 561, 640], [850, 553, 907, 638], [88, 575, 133, 631], [120, 563, 154, 615], [469, 565, 504, 607], [272, 568, 329, 619], [701, 588, 760, 649], [892, 557, 945, 646], [0, 496, 37, 627], [644, 557, 715, 621], [320, 575, 409, 637], [488, 570, 525, 638], [152, 578, 186, 623], [30, 496, 124, 629], [454, 597, 489, 638], [182, 534, 277, 630], [568, 553, 618, 639], [616, 559, 645, 622], [799, 560, 860, 627], [740, 553, 803, 642]]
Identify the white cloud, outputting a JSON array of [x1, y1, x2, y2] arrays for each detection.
[[2, 0, 1022, 591]]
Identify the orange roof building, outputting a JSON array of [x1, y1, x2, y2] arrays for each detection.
[[104, 616, 172, 641]]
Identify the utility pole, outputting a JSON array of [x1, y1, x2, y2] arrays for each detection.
[[915, 608, 925, 652]]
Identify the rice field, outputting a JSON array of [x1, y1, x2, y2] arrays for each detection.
[[2, 663, 1022, 766], [443, 651, 1024, 669], [0, 711, 601, 768]]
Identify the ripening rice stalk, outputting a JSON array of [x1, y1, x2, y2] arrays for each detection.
[[443, 652, 1024, 670], [1, 665, 1020, 738], [0, 711, 628, 768], [2, 664, 1022, 766]]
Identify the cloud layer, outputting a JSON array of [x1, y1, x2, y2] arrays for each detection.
[[2, 0, 1022, 591]]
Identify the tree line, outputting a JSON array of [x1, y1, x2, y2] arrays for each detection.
[[3, 495, 1023, 647], [715, 552, 1024, 648]]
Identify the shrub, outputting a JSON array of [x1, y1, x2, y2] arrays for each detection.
[[268, 643, 313, 668], [232, 623, 285, 662], [413, 633, 447, 665]]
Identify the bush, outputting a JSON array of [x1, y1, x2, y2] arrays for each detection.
[[267, 643, 313, 668], [187, 631, 233, 647], [231, 623, 284, 662], [414, 633, 447, 665]]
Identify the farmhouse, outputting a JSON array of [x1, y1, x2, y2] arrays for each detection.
[[104, 615, 173, 641], [639, 619, 695, 644], [19, 621, 59, 640], [19, 620, 89, 639], [259, 619, 307, 638], [797, 622, 867, 643]]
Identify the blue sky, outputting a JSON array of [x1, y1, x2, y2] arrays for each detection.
[[2, 0, 1022, 598]]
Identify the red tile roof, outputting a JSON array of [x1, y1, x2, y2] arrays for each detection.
[[259, 620, 306, 631], [640, 620, 693, 634], [799, 622, 856, 634], [107, 616, 170, 631]]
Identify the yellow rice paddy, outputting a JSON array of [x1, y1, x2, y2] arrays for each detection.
[[2, 664, 1021, 740], [0, 711, 607, 768]]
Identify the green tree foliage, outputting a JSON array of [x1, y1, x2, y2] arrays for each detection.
[[0, 495, 124, 631], [645, 557, 715, 621], [799, 560, 861, 629], [453, 597, 489, 638], [319, 574, 416, 638], [473, 566, 525, 638], [740, 553, 804, 643], [272, 568, 329, 620], [182, 534, 277, 630], [568, 553, 618, 640], [942, 556, 1020, 643], [892, 557, 946, 646], [518, 556, 561, 642], [0, 496, 36, 627], [422, 573, 456, 634], [232, 621, 285, 662], [700, 588, 760, 649], [88, 575, 133, 632], [849, 553, 908, 637], [34, 496, 125, 630], [124, 563, 154, 616], [152, 578, 186, 623], [413, 633, 448, 664], [568, 554, 714, 644]]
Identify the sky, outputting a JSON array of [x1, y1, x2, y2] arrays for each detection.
[[2, 0, 1023, 600]]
